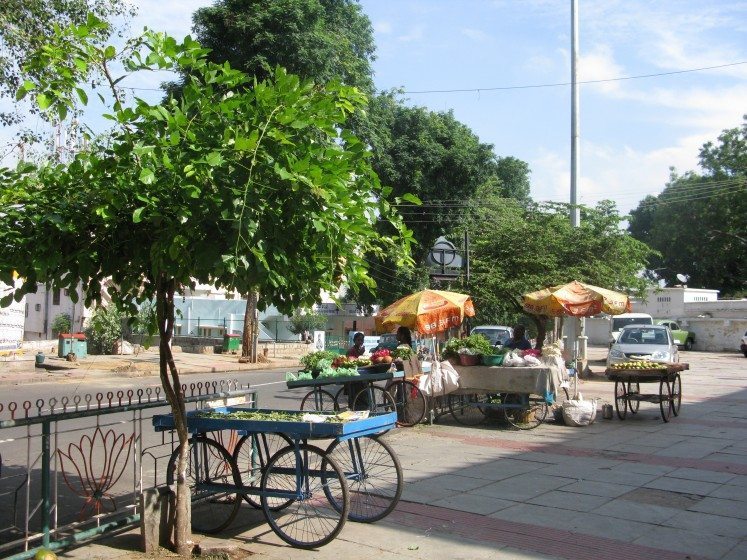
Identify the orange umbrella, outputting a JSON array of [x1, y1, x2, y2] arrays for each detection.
[[521, 281, 631, 317], [375, 290, 476, 335]]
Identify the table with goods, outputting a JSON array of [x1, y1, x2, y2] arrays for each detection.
[[438, 340, 571, 430], [605, 361, 689, 422], [287, 349, 429, 427], [153, 406, 402, 549]]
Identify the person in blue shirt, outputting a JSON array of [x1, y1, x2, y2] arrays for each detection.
[[504, 325, 532, 350]]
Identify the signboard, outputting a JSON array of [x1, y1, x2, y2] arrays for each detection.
[[0, 280, 25, 350], [313, 330, 326, 351], [426, 236, 466, 280]]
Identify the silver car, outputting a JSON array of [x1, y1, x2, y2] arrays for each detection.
[[606, 324, 679, 367]]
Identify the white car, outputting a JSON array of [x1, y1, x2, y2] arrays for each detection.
[[607, 324, 679, 367], [471, 325, 513, 347]]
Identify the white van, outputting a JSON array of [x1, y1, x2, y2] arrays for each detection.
[[609, 313, 653, 346]]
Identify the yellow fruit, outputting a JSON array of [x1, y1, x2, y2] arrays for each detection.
[[35, 549, 57, 560]]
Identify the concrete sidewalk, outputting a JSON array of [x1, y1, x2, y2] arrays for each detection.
[[0, 345, 302, 386], [52, 348, 746, 560]]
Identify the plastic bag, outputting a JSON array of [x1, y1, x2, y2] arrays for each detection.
[[503, 351, 526, 367], [439, 360, 460, 394], [523, 355, 541, 366], [561, 395, 598, 426], [418, 361, 443, 397]]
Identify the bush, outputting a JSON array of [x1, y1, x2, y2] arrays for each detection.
[[442, 334, 493, 360], [51, 313, 71, 336], [84, 306, 124, 354]]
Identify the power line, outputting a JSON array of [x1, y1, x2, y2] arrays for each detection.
[[397, 61, 747, 95]]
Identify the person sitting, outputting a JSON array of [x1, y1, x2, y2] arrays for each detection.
[[396, 326, 413, 349], [504, 325, 532, 351], [347, 332, 366, 358]]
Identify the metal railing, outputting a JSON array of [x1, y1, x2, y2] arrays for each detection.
[[0, 380, 257, 559]]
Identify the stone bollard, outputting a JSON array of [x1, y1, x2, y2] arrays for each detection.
[[140, 486, 175, 552]]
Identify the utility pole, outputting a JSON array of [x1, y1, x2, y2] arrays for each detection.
[[565, 0, 586, 374]]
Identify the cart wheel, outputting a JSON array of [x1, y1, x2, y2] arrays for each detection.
[[386, 380, 427, 427], [261, 444, 349, 549], [324, 435, 403, 523], [503, 394, 547, 430], [659, 379, 672, 422], [614, 381, 628, 420], [671, 373, 682, 416], [233, 433, 293, 509], [300, 389, 337, 412], [627, 381, 640, 414], [166, 436, 241, 535], [447, 393, 488, 426], [334, 386, 349, 411], [352, 385, 395, 414]]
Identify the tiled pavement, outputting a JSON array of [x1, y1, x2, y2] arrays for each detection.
[[57, 349, 747, 559]]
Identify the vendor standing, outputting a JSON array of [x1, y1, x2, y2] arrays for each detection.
[[504, 325, 532, 350], [346, 332, 367, 409]]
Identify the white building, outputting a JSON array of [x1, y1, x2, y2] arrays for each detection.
[[23, 283, 90, 340]]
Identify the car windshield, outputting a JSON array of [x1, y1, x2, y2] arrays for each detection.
[[473, 329, 510, 345], [613, 317, 652, 330], [619, 328, 667, 345]]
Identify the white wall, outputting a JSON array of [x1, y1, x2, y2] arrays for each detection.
[[24, 283, 89, 340]]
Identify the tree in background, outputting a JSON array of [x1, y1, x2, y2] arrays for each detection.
[[188, 0, 375, 95], [1, 18, 412, 554], [448, 192, 655, 347], [628, 118, 747, 297], [85, 305, 123, 354], [288, 309, 327, 341], [50, 312, 71, 336], [0, 0, 134, 129]]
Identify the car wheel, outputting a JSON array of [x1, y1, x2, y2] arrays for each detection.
[[684, 339, 693, 351]]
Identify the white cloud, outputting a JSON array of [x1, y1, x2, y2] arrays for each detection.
[[460, 28, 490, 43], [374, 20, 393, 35], [397, 24, 425, 43]]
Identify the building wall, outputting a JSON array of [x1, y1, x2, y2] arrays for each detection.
[[23, 283, 89, 340]]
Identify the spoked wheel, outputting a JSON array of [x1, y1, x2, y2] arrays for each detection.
[[670, 373, 682, 416], [614, 381, 628, 420], [659, 379, 672, 422], [260, 444, 349, 549], [352, 385, 395, 413], [503, 394, 547, 430], [324, 436, 403, 523], [386, 380, 427, 427], [166, 437, 241, 534], [627, 381, 640, 414], [300, 389, 338, 412], [232, 432, 293, 509], [447, 393, 488, 426]]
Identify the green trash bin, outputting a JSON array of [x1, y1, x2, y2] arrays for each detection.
[[223, 333, 242, 353]]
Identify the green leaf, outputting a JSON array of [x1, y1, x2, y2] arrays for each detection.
[[235, 131, 259, 151], [132, 208, 145, 223], [205, 151, 223, 166], [75, 88, 88, 105], [312, 219, 326, 232], [15, 86, 28, 101], [139, 168, 155, 185], [104, 45, 116, 59], [36, 93, 52, 110], [401, 193, 422, 205]]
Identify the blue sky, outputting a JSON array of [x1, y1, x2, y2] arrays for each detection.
[[3, 0, 746, 215]]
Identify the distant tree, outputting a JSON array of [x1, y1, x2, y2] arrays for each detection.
[[85, 305, 123, 354], [0, 0, 134, 127], [187, 0, 375, 95], [1, 19, 412, 554], [51, 312, 71, 335], [628, 118, 747, 297], [288, 309, 327, 339], [448, 194, 655, 347]]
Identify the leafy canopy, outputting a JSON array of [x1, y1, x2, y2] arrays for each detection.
[[0, 16, 414, 317], [628, 117, 747, 297]]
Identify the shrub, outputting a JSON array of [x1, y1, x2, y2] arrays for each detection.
[[51, 313, 71, 336], [84, 306, 124, 354]]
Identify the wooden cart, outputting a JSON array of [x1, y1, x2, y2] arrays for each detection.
[[605, 363, 689, 422]]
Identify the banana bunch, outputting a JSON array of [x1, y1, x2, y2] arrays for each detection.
[[609, 361, 663, 370]]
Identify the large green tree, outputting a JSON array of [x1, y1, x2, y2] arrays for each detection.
[[188, 0, 375, 95], [1, 17, 412, 553], [629, 119, 747, 297], [448, 187, 655, 346], [0, 0, 134, 127]]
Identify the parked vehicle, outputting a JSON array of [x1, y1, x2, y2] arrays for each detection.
[[606, 324, 679, 367], [656, 320, 695, 350], [470, 325, 513, 347], [609, 313, 653, 346], [741, 330, 747, 357]]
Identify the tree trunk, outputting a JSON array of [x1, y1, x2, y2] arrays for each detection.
[[156, 275, 192, 556], [241, 290, 259, 362]]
